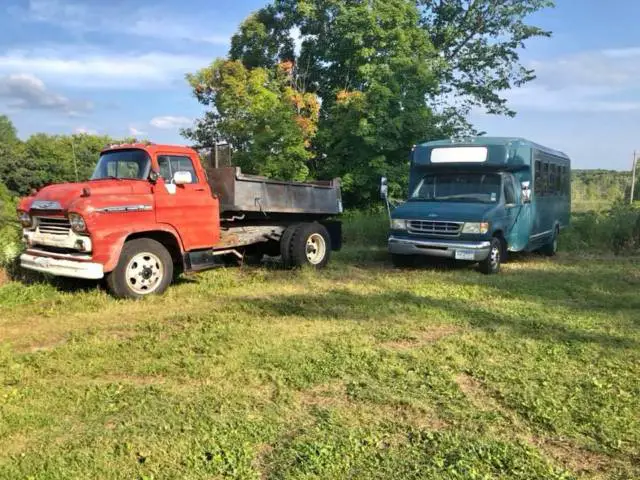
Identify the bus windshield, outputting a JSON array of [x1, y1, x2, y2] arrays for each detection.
[[410, 172, 501, 204], [91, 149, 151, 181]]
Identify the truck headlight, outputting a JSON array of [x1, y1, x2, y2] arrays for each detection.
[[462, 222, 489, 234], [19, 211, 34, 228], [391, 219, 407, 230], [69, 213, 87, 233]]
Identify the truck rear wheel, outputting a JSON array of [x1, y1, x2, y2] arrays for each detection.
[[106, 238, 173, 299], [284, 223, 331, 269]]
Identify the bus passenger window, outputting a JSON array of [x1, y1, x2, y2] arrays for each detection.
[[534, 160, 543, 195]]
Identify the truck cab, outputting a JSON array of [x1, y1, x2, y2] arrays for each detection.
[[18, 143, 342, 298], [384, 137, 571, 273]]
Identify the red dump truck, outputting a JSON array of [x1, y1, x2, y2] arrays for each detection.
[[17, 143, 343, 298]]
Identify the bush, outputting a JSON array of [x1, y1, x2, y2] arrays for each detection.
[[341, 209, 389, 248], [0, 183, 21, 268], [563, 202, 640, 254]]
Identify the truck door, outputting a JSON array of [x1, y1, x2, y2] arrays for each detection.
[[154, 153, 219, 251], [504, 173, 530, 251]]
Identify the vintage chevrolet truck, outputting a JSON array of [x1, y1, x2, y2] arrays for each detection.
[[17, 143, 342, 298]]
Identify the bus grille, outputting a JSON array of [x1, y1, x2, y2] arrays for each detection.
[[408, 220, 462, 236], [37, 217, 72, 236]]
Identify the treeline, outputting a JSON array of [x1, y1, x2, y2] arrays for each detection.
[[0, 115, 129, 197], [572, 169, 636, 206]]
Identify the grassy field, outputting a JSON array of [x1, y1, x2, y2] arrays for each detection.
[[0, 216, 639, 479]]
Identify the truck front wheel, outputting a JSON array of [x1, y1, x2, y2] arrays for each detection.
[[106, 238, 174, 299], [284, 223, 332, 269]]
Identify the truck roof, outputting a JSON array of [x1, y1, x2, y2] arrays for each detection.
[[101, 143, 196, 155], [417, 136, 570, 160]]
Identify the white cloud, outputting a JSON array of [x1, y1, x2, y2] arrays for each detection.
[[20, 0, 231, 45], [0, 49, 211, 89], [150, 116, 193, 129], [505, 47, 640, 113], [129, 126, 147, 136], [0, 73, 91, 115], [75, 126, 98, 134]]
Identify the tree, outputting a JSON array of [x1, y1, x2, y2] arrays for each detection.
[[189, 0, 553, 206], [419, 0, 554, 132], [183, 59, 319, 181]]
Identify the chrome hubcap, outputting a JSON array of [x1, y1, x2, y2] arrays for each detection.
[[305, 233, 327, 265], [126, 252, 163, 294]]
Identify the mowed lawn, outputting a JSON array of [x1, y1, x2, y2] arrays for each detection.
[[0, 245, 639, 479]]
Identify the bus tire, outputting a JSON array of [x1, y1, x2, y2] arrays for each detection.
[[106, 238, 173, 299], [541, 227, 559, 257], [479, 237, 502, 275], [287, 223, 332, 269]]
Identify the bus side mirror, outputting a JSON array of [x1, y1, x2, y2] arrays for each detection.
[[380, 177, 388, 200], [521, 181, 532, 204]]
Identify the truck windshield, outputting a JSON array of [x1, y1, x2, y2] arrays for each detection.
[[91, 149, 151, 180], [410, 172, 501, 204]]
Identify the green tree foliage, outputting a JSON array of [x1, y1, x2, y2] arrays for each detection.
[[183, 59, 319, 181], [571, 170, 636, 210], [419, 0, 554, 131], [0, 131, 114, 196], [190, 0, 553, 206]]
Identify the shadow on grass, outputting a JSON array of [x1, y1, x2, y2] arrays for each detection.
[[232, 287, 638, 351]]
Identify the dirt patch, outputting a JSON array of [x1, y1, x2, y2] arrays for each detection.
[[252, 443, 275, 480], [381, 326, 462, 350], [297, 380, 349, 409], [529, 436, 614, 477], [454, 373, 617, 476]]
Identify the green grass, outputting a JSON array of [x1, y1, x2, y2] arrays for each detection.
[[1, 214, 639, 479]]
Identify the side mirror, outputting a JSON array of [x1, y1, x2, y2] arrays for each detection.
[[521, 181, 532, 204], [380, 176, 388, 200], [173, 171, 193, 185], [149, 170, 159, 184]]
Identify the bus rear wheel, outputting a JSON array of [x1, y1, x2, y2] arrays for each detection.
[[541, 227, 559, 257]]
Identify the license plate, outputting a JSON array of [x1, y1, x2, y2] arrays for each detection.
[[455, 250, 475, 261]]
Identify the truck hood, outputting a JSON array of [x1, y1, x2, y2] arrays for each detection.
[[392, 201, 498, 222], [23, 180, 151, 212]]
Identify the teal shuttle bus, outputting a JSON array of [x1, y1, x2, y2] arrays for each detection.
[[383, 137, 571, 274]]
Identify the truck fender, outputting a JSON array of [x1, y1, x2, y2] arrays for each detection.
[[101, 225, 185, 273]]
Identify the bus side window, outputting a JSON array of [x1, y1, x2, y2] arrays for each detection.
[[534, 159, 543, 196], [542, 160, 549, 195]]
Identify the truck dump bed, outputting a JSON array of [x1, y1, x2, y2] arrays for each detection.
[[207, 167, 343, 216]]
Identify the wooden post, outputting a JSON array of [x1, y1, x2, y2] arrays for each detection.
[[631, 151, 637, 205]]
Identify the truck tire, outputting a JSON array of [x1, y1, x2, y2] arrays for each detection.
[[280, 223, 301, 268], [106, 238, 174, 299], [285, 223, 332, 269], [478, 237, 502, 275]]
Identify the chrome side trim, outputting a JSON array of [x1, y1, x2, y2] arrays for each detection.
[[97, 205, 153, 213], [529, 229, 552, 240]]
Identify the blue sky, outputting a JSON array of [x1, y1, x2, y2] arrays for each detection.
[[0, 0, 638, 170]]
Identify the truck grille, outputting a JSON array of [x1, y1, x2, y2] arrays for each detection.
[[408, 220, 462, 236], [37, 217, 72, 236]]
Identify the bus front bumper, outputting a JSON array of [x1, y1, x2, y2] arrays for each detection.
[[388, 236, 491, 261]]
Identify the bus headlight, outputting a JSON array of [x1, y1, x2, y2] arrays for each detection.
[[69, 213, 87, 233], [391, 219, 407, 230], [462, 222, 489, 234], [19, 211, 34, 228]]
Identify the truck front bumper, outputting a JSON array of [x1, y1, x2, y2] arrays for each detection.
[[20, 253, 104, 280], [388, 236, 491, 261]]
